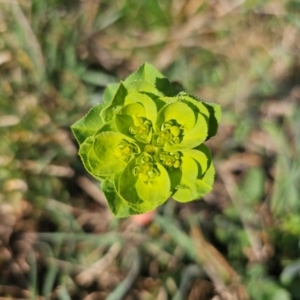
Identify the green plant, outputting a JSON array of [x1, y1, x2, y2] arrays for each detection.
[[71, 63, 221, 217]]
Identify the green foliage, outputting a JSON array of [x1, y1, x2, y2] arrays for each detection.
[[247, 265, 292, 300], [72, 63, 221, 217]]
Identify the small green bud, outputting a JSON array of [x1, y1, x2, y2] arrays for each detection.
[[115, 139, 139, 162], [161, 121, 173, 131], [172, 136, 181, 144], [144, 144, 156, 154], [129, 126, 139, 134], [173, 160, 180, 168], [170, 125, 180, 137]]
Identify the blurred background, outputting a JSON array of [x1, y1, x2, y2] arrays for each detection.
[[0, 0, 300, 299]]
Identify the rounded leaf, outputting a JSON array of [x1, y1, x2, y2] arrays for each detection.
[[114, 173, 162, 215], [118, 159, 144, 205], [156, 101, 196, 133], [135, 163, 171, 204], [172, 152, 214, 202], [78, 137, 104, 180], [101, 178, 140, 218], [180, 145, 209, 175], [165, 112, 208, 151], [118, 158, 171, 205], [179, 92, 221, 140], [124, 92, 157, 126], [89, 132, 138, 176], [115, 102, 153, 143]]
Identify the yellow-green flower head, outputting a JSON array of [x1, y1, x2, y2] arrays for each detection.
[[71, 63, 221, 217]]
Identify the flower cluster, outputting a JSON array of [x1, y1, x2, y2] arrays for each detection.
[[71, 63, 221, 217]]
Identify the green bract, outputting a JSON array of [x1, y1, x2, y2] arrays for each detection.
[[71, 63, 221, 217]]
